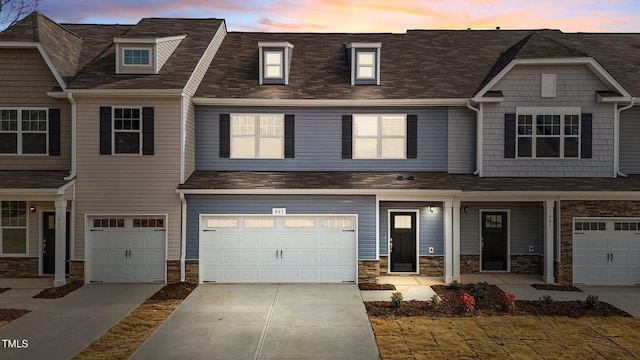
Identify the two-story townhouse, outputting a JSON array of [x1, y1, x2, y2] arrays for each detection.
[[181, 30, 640, 286], [0, 12, 227, 286]]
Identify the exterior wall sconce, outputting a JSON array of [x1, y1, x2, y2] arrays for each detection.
[[29, 206, 36, 213], [463, 206, 469, 213], [429, 205, 434, 213]]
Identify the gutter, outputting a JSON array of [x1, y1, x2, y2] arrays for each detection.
[[64, 92, 77, 181], [615, 99, 635, 178], [179, 193, 187, 282], [466, 101, 482, 176]]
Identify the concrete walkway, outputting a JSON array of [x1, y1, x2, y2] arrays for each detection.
[[0, 278, 54, 311], [0, 283, 161, 359], [132, 284, 380, 360]]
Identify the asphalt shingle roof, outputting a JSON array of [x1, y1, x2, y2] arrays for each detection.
[[0, 171, 71, 189]]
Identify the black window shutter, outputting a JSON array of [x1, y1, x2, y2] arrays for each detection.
[[504, 113, 516, 158], [99, 107, 112, 155], [581, 113, 592, 159], [48, 109, 61, 156], [407, 115, 418, 159], [142, 107, 154, 155], [284, 114, 295, 158], [219, 113, 230, 158], [342, 115, 352, 159]]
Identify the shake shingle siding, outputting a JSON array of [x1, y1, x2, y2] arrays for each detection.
[[482, 65, 614, 177], [185, 195, 376, 260], [620, 107, 640, 175], [195, 106, 447, 171]]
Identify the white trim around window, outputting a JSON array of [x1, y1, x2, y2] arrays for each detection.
[[0, 108, 48, 155], [353, 114, 406, 159], [230, 114, 284, 159], [122, 47, 151, 66], [112, 107, 143, 155], [0, 200, 28, 256], [515, 107, 581, 159]]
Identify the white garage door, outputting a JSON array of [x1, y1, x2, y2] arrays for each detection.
[[573, 219, 640, 285], [89, 216, 166, 282], [200, 215, 357, 283]]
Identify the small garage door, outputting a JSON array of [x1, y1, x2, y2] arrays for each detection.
[[573, 219, 640, 285], [200, 215, 357, 283], [89, 216, 166, 282]]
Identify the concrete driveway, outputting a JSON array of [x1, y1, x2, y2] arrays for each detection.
[[0, 283, 161, 359], [132, 284, 380, 360], [578, 286, 640, 318]]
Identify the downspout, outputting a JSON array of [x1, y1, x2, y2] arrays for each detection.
[[466, 101, 482, 176], [615, 100, 635, 178], [179, 192, 187, 282], [64, 92, 77, 181]]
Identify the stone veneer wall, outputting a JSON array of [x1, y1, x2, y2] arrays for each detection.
[[167, 260, 199, 283], [69, 260, 84, 282], [358, 260, 380, 283], [0, 257, 38, 277], [460, 255, 480, 273], [557, 200, 640, 284], [460, 255, 542, 274], [358, 256, 444, 283]]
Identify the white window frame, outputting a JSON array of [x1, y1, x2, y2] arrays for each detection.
[[230, 114, 284, 159], [112, 106, 143, 155], [263, 50, 284, 80], [355, 50, 376, 81], [353, 114, 406, 159], [516, 107, 581, 159], [0, 201, 28, 256], [122, 48, 151, 66], [0, 108, 48, 155]]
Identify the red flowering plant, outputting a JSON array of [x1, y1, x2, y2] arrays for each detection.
[[503, 291, 516, 311], [459, 292, 475, 313]]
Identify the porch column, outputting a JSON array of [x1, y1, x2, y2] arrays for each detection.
[[444, 200, 454, 283], [452, 200, 461, 281], [54, 200, 67, 287], [543, 200, 555, 284]]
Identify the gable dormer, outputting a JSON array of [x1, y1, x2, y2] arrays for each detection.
[[114, 35, 186, 74], [346, 42, 381, 85], [258, 42, 294, 85]]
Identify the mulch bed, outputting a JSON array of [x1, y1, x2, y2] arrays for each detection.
[[359, 283, 396, 291], [33, 281, 83, 299], [0, 288, 10, 295], [148, 282, 198, 300], [531, 283, 582, 292], [0, 308, 30, 323], [365, 284, 630, 318]]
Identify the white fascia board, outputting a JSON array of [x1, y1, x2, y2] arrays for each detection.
[[471, 96, 504, 103], [0, 42, 67, 90], [474, 57, 632, 100], [191, 98, 469, 107], [346, 42, 382, 49], [57, 179, 75, 195], [176, 188, 462, 196], [460, 191, 640, 201], [258, 41, 294, 49], [55, 89, 183, 97], [597, 94, 632, 103], [113, 35, 187, 44]]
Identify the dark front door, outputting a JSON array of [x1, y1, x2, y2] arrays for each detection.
[[481, 211, 508, 271], [42, 212, 70, 275], [390, 211, 417, 272]]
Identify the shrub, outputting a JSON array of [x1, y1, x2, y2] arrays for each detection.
[[503, 291, 516, 311], [447, 280, 464, 290], [585, 294, 599, 309], [539, 294, 554, 307], [470, 281, 489, 300], [459, 293, 475, 312], [429, 294, 442, 307], [391, 291, 404, 308]]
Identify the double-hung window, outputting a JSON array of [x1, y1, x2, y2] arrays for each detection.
[[231, 114, 284, 159], [113, 108, 142, 154], [1, 201, 27, 255], [0, 109, 47, 154], [353, 114, 406, 159], [356, 50, 376, 80], [516, 108, 580, 158], [263, 50, 284, 80]]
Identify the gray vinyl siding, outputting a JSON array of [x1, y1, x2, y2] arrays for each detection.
[[378, 202, 444, 256], [73, 97, 182, 260], [156, 39, 183, 71], [195, 106, 447, 171], [482, 65, 615, 177], [460, 202, 544, 255], [185, 195, 376, 260], [447, 107, 476, 174], [183, 23, 226, 180], [0, 48, 71, 171], [620, 106, 640, 174]]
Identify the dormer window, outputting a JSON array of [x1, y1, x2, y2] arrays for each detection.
[[113, 35, 186, 75], [123, 48, 150, 66], [258, 42, 293, 85], [347, 42, 381, 85]]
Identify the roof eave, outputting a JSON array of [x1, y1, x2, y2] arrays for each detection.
[[192, 98, 470, 107]]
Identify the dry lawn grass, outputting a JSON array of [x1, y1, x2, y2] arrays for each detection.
[[370, 315, 640, 359], [73, 299, 180, 360]]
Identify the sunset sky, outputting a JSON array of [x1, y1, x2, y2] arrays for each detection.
[[33, 0, 640, 32]]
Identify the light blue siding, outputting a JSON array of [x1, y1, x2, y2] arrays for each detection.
[[185, 195, 376, 260], [620, 106, 640, 174], [447, 107, 476, 174], [482, 65, 615, 177], [378, 202, 444, 256], [460, 202, 543, 255], [195, 106, 447, 171]]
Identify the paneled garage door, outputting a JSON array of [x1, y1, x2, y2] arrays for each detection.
[[573, 219, 640, 285], [200, 215, 357, 283], [89, 216, 166, 282]]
